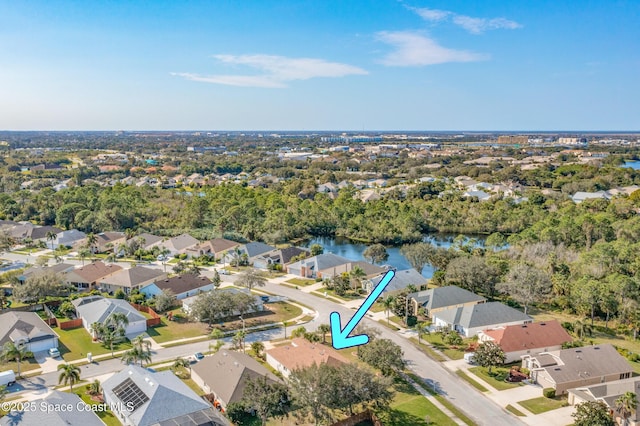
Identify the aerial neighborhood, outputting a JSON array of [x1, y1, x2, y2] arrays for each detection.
[[0, 132, 639, 426]]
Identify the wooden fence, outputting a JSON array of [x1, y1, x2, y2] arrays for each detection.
[[130, 303, 162, 327]]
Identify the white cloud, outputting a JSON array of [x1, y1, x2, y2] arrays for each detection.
[[376, 31, 486, 66], [410, 6, 522, 34], [452, 15, 521, 34], [172, 54, 368, 88], [413, 7, 451, 22]]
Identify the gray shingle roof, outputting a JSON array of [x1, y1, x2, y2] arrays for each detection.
[[0, 311, 58, 346], [434, 302, 531, 329], [0, 390, 104, 426], [242, 242, 275, 258], [534, 344, 633, 385], [410, 285, 486, 311], [372, 268, 426, 292], [102, 365, 229, 426], [99, 266, 166, 288], [73, 296, 146, 326]]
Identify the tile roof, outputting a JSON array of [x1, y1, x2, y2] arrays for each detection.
[[482, 321, 572, 353], [266, 338, 349, 372]]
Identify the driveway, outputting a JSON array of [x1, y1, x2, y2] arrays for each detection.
[[34, 351, 65, 374]]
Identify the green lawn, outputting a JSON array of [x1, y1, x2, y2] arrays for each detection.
[[146, 314, 210, 344], [1, 358, 40, 376], [409, 338, 448, 362], [56, 326, 132, 361], [420, 332, 471, 361], [378, 319, 401, 331], [518, 396, 568, 414], [72, 390, 121, 426], [505, 404, 527, 417], [468, 367, 523, 391], [456, 370, 489, 393], [285, 278, 316, 287], [375, 378, 458, 426]]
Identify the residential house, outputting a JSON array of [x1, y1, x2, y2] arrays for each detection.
[[523, 344, 633, 395], [409, 286, 486, 319], [94, 232, 126, 253], [0, 391, 104, 426], [234, 242, 276, 264], [132, 233, 164, 251], [189, 237, 240, 258], [98, 266, 167, 295], [182, 288, 264, 320], [571, 191, 609, 203], [286, 253, 352, 279], [266, 338, 349, 378], [364, 268, 426, 295], [191, 350, 282, 409], [64, 261, 123, 291], [318, 260, 385, 280], [9, 224, 62, 243], [72, 296, 147, 338], [478, 321, 573, 363], [462, 190, 492, 201], [50, 229, 86, 249], [0, 311, 59, 353], [141, 274, 213, 300], [102, 365, 229, 426], [568, 377, 640, 425], [17, 263, 75, 284], [253, 246, 309, 270], [149, 233, 199, 256], [432, 301, 532, 338]]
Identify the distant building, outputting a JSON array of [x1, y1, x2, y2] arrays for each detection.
[[497, 135, 528, 145]]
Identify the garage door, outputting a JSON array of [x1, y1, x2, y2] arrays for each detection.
[[126, 321, 147, 335], [29, 338, 57, 353]]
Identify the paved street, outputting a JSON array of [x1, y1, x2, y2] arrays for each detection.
[[3, 252, 524, 426]]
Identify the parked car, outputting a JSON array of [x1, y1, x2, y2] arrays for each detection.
[[194, 352, 204, 361], [219, 269, 230, 275], [48, 347, 61, 358]]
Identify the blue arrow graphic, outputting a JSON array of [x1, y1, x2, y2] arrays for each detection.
[[330, 270, 396, 350]]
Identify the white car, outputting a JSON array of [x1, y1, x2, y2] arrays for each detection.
[[48, 347, 61, 358]]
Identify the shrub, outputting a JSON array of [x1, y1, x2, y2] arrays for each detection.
[[543, 388, 556, 398]]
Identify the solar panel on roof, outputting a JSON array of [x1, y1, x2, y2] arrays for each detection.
[[112, 377, 149, 412]]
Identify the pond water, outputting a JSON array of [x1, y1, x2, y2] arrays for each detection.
[[303, 234, 486, 279], [621, 160, 640, 170]]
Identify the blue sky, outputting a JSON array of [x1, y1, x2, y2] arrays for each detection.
[[1, 0, 638, 131]]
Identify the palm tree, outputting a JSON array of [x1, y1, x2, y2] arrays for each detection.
[[90, 322, 104, 340], [318, 324, 331, 344], [78, 248, 90, 266], [107, 312, 129, 333], [88, 379, 102, 396], [574, 320, 593, 340], [85, 232, 98, 254], [131, 335, 152, 366], [349, 265, 367, 292], [160, 248, 170, 272], [381, 295, 395, 325], [414, 321, 429, 344], [46, 231, 57, 251], [185, 263, 201, 276], [124, 228, 136, 241], [251, 341, 265, 359], [209, 328, 225, 353], [172, 357, 191, 377], [1, 342, 33, 378], [57, 363, 81, 391], [615, 392, 637, 426], [232, 331, 246, 352]]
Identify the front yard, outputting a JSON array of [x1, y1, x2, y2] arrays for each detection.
[[1, 358, 40, 376], [518, 396, 568, 414], [146, 313, 209, 344], [56, 326, 132, 361], [467, 366, 523, 391]]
